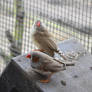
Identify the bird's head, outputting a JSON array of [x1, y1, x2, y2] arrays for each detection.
[[26, 53, 39, 63], [33, 20, 46, 32], [36, 20, 41, 27]]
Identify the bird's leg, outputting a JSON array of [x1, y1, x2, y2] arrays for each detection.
[[40, 79, 50, 83], [40, 73, 53, 83], [33, 49, 44, 52]]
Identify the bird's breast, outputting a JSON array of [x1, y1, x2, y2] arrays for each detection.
[[32, 33, 43, 48], [31, 60, 42, 69]]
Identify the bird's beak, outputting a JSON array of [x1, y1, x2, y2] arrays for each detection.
[[26, 54, 31, 58], [36, 21, 41, 27]]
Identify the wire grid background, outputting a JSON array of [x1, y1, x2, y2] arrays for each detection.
[[0, 0, 92, 73]]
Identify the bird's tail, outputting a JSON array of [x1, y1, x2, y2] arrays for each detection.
[[56, 49, 67, 60]]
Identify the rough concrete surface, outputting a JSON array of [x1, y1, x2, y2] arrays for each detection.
[[0, 39, 92, 92]]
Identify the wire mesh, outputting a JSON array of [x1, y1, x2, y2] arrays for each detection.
[[0, 0, 92, 73]]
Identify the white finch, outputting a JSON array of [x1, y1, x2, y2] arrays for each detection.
[[26, 51, 66, 83], [31, 20, 67, 60]]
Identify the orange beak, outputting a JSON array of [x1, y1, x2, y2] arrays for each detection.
[[36, 21, 41, 27], [26, 54, 31, 58]]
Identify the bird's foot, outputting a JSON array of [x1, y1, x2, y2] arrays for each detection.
[[40, 72, 53, 83], [40, 79, 50, 83]]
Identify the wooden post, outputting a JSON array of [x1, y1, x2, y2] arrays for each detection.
[[14, 0, 24, 54]]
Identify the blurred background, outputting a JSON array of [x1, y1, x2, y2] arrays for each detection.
[[0, 0, 92, 74]]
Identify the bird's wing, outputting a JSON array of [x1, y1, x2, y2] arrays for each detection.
[[41, 36, 58, 51], [43, 59, 65, 72]]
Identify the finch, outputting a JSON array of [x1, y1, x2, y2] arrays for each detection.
[[26, 51, 66, 83], [31, 20, 67, 60]]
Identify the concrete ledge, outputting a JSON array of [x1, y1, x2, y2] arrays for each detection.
[[0, 59, 43, 92], [0, 39, 92, 92]]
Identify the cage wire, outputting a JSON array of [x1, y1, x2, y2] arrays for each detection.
[[0, 0, 92, 73]]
